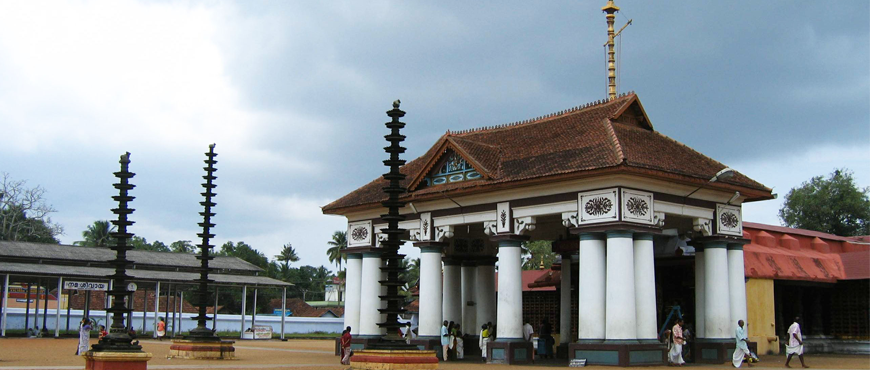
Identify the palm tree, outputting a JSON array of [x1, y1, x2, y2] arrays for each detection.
[[75, 220, 115, 247], [274, 243, 300, 269], [326, 231, 347, 272]]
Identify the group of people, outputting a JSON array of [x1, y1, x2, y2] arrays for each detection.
[[665, 316, 809, 368], [439, 320, 468, 361]]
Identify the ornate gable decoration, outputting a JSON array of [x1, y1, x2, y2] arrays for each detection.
[[716, 204, 742, 236], [414, 148, 483, 190]]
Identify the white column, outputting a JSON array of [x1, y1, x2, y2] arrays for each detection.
[[153, 282, 160, 339], [633, 233, 657, 341], [442, 261, 462, 324], [55, 277, 62, 338], [495, 237, 525, 340], [281, 287, 286, 340], [0, 274, 7, 337], [577, 233, 606, 340], [359, 252, 383, 337], [344, 254, 363, 335], [240, 286, 247, 334], [704, 242, 731, 339], [727, 244, 748, 326], [418, 244, 444, 338], [605, 230, 637, 340], [560, 254, 573, 344], [475, 261, 496, 331], [461, 262, 477, 333], [694, 250, 705, 339]]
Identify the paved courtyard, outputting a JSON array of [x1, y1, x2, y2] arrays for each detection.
[[0, 338, 867, 370]]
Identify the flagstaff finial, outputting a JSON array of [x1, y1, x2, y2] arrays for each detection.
[[602, 0, 631, 100]]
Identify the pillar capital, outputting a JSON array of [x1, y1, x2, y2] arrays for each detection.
[[489, 234, 531, 244], [633, 232, 654, 242], [414, 241, 448, 253], [442, 257, 462, 266], [689, 235, 749, 251], [346, 252, 363, 260], [570, 222, 662, 235]]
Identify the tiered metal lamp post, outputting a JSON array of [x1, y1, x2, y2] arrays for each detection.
[[83, 152, 152, 370], [168, 144, 235, 359]]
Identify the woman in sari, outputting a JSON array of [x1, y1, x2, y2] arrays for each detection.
[[453, 324, 464, 360], [76, 318, 92, 356], [340, 326, 353, 365]]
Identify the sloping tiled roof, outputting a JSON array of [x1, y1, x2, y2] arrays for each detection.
[[323, 93, 771, 214]]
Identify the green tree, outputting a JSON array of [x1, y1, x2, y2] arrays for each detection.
[[218, 241, 269, 269], [274, 243, 300, 269], [75, 220, 115, 247], [170, 240, 195, 254], [0, 173, 63, 243], [326, 230, 347, 272], [779, 169, 870, 236], [522, 240, 556, 270]]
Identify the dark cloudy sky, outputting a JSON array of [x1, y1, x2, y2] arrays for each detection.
[[0, 1, 867, 270]]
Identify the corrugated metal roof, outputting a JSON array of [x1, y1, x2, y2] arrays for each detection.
[[0, 241, 261, 271], [0, 261, 290, 287]]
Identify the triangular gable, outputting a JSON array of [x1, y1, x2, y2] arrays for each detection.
[[407, 138, 491, 191], [610, 94, 654, 131]]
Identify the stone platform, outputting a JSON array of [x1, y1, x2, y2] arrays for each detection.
[[568, 341, 666, 367], [83, 351, 153, 370], [168, 339, 236, 359], [350, 349, 439, 370], [694, 339, 757, 364]]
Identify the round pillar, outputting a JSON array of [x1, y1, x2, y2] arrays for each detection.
[[442, 260, 462, 324], [633, 233, 657, 341], [461, 262, 477, 333], [694, 249, 706, 339], [727, 243, 747, 325], [344, 254, 363, 335], [475, 260, 496, 330], [605, 230, 637, 341], [578, 233, 606, 341], [703, 242, 731, 339], [359, 252, 383, 337], [418, 244, 445, 338], [495, 237, 526, 340], [560, 253, 573, 344]]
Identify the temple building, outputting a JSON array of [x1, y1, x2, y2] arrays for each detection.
[[322, 92, 777, 366]]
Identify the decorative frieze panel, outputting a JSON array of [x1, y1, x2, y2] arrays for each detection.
[[716, 204, 743, 236], [348, 220, 373, 247], [621, 189, 654, 225], [578, 188, 619, 225], [420, 212, 433, 241], [497, 202, 511, 233]]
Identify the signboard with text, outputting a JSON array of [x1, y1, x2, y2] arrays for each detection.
[[63, 281, 108, 291]]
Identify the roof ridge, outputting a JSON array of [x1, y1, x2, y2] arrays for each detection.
[[449, 92, 636, 136], [603, 119, 625, 163]]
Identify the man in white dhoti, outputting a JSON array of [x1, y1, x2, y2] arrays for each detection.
[[732, 320, 752, 368], [785, 317, 809, 368], [668, 318, 685, 366]]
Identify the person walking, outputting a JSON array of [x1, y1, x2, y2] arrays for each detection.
[[732, 320, 752, 368], [440, 321, 450, 361], [340, 326, 353, 365], [668, 318, 685, 366], [75, 318, 92, 356], [785, 317, 809, 368]]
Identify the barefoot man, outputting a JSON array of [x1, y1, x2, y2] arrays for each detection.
[[785, 317, 809, 368]]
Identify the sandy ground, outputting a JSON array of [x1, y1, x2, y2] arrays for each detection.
[[0, 338, 867, 370]]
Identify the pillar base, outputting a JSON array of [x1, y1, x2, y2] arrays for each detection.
[[168, 339, 236, 359], [84, 351, 152, 370], [568, 341, 665, 367], [408, 338, 444, 360], [486, 340, 533, 365], [462, 335, 481, 357], [557, 343, 570, 359], [351, 349, 439, 370], [693, 339, 757, 364]]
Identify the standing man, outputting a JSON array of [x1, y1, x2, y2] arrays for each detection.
[[522, 318, 534, 341], [733, 320, 752, 368], [669, 318, 685, 366], [440, 320, 450, 362], [785, 317, 809, 368]]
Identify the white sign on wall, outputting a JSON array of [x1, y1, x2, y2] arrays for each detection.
[[63, 281, 108, 291]]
